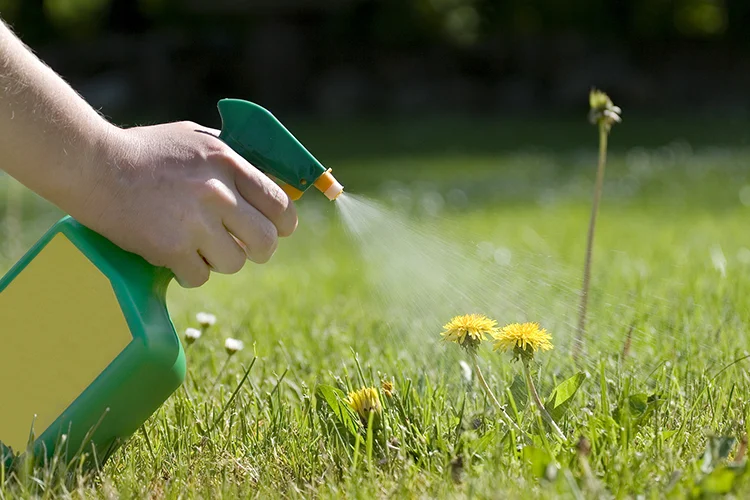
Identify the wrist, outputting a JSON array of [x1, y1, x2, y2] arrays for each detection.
[[60, 117, 129, 224]]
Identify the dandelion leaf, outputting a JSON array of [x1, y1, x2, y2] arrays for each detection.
[[696, 462, 747, 496], [522, 445, 553, 479], [701, 435, 737, 473], [315, 384, 358, 440], [544, 372, 586, 423], [613, 393, 663, 428]]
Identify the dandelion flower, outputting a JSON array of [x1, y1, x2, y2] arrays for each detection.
[[196, 312, 216, 329], [441, 314, 497, 351], [224, 338, 244, 355], [184, 327, 202, 345], [493, 322, 553, 361], [441, 314, 519, 431], [346, 387, 382, 422], [381, 379, 394, 398], [494, 322, 564, 441]]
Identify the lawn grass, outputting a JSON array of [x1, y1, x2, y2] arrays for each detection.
[[2, 116, 750, 498]]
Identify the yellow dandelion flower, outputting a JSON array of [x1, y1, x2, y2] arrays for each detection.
[[381, 379, 394, 398], [492, 322, 553, 359], [346, 387, 382, 421], [441, 314, 497, 350]]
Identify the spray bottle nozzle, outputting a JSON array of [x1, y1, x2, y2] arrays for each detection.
[[278, 169, 344, 201], [216, 99, 345, 202], [313, 169, 344, 201]]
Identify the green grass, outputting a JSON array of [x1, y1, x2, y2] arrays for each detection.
[[2, 117, 750, 498]]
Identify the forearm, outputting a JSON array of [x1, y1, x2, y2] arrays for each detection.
[[0, 20, 117, 214], [0, 20, 298, 288]]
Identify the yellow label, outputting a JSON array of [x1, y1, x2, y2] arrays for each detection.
[[0, 233, 132, 452]]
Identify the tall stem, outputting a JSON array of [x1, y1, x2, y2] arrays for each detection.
[[523, 361, 566, 441], [471, 353, 520, 432], [210, 356, 232, 393], [574, 125, 608, 362]]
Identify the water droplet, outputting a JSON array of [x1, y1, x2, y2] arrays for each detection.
[[739, 185, 750, 206], [447, 188, 468, 208], [476, 241, 494, 260], [711, 245, 727, 277], [493, 247, 512, 266], [421, 191, 445, 216]]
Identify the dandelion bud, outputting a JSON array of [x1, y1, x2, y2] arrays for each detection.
[[196, 312, 216, 330], [224, 337, 244, 355], [346, 387, 382, 423], [184, 327, 202, 345], [381, 379, 394, 398]]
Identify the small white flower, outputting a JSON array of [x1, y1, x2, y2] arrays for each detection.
[[184, 327, 202, 345], [196, 312, 216, 329], [224, 338, 244, 355]]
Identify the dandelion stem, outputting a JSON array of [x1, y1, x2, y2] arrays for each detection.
[[210, 355, 232, 393], [470, 353, 519, 432], [523, 361, 566, 441], [574, 124, 608, 362]]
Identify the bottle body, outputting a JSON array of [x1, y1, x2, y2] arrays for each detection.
[[0, 217, 185, 465]]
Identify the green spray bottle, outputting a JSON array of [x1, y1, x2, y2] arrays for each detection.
[[0, 99, 343, 466]]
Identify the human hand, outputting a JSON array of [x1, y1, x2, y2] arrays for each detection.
[[77, 121, 298, 288]]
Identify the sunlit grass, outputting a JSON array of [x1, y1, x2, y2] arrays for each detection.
[[2, 120, 750, 497]]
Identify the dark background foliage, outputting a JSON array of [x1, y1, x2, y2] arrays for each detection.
[[1, 0, 747, 125]]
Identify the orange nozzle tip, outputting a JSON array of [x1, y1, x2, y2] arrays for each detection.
[[314, 169, 344, 201]]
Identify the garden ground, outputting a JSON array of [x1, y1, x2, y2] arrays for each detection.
[[2, 114, 750, 498]]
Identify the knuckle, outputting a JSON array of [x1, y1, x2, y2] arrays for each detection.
[[226, 248, 247, 274], [179, 120, 200, 130], [277, 206, 299, 238], [154, 233, 191, 261], [196, 269, 210, 286], [177, 266, 209, 288], [191, 264, 211, 287], [213, 243, 246, 275], [250, 222, 278, 263], [265, 182, 290, 217], [199, 178, 236, 206]]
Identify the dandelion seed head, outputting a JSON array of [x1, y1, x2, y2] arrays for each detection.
[[196, 312, 216, 328], [184, 327, 202, 345], [224, 337, 244, 355], [588, 88, 622, 131]]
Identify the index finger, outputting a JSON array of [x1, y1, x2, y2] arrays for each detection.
[[226, 148, 298, 237], [198, 128, 299, 237]]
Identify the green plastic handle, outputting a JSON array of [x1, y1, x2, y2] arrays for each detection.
[[217, 99, 327, 193]]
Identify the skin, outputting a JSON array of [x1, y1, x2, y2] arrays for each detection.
[[0, 20, 297, 287]]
